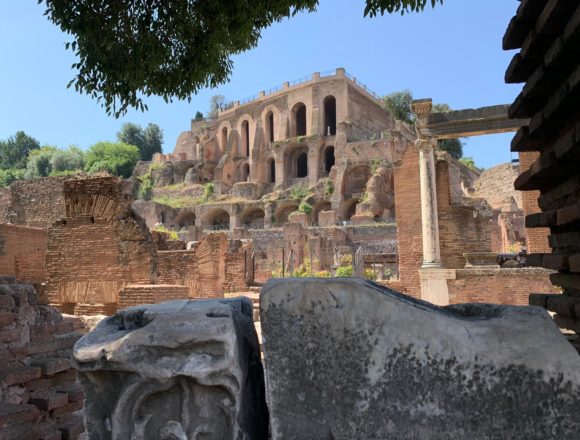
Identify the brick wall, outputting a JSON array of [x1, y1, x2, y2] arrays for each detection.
[[436, 160, 493, 269], [118, 284, 190, 309], [4, 177, 68, 228], [196, 233, 228, 297], [0, 224, 47, 287], [393, 146, 423, 298], [448, 268, 558, 305], [518, 152, 550, 253], [45, 177, 157, 312], [0, 280, 85, 440]]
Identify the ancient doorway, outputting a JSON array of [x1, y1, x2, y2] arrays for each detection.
[[297, 152, 308, 178], [242, 120, 250, 157], [266, 111, 274, 143], [323, 96, 336, 136], [269, 159, 276, 183], [293, 103, 307, 136], [241, 163, 250, 181], [221, 127, 228, 151], [324, 146, 335, 174]]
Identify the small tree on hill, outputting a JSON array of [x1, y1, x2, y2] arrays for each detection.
[[117, 122, 163, 161], [84, 142, 140, 178]]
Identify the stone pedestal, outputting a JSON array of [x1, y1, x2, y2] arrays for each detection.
[[260, 278, 580, 439], [73, 298, 268, 440]]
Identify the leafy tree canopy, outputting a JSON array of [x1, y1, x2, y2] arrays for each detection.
[[84, 142, 140, 178], [383, 90, 464, 159], [459, 157, 484, 172], [117, 123, 163, 161], [194, 111, 204, 121], [25, 146, 85, 179], [0, 169, 26, 188], [0, 131, 41, 170], [39, 0, 443, 117]]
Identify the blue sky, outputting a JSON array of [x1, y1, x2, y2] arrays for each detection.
[[0, 0, 521, 169]]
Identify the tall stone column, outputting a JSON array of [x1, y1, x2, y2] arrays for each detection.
[[417, 138, 441, 268]]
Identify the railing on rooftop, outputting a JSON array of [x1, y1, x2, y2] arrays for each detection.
[[218, 68, 382, 114]]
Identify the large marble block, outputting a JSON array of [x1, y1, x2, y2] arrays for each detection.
[[260, 278, 580, 440], [73, 298, 268, 440]]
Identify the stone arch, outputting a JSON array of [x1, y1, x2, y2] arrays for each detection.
[[236, 114, 254, 157], [202, 208, 230, 230], [268, 158, 276, 183], [261, 104, 281, 144], [291, 102, 307, 137], [313, 201, 332, 226], [344, 199, 358, 221], [285, 145, 309, 179], [217, 121, 232, 152], [240, 207, 265, 229], [322, 145, 335, 175], [240, 162, 250, 182], [275, 203, 299, 225], [343, 165, 370, 197], [323, 95, 337, 136], [174, 211, 196, 230]]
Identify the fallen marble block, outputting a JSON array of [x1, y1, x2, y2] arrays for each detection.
[[73, 298, 268, 440], [260, 278, 580, 440]]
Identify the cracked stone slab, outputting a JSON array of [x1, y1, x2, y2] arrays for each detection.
[[260, 278, 580, 440], [73, 298, 268, 440]]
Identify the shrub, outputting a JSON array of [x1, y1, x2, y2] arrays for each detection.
[[364, 268, 378, 281], [202, 182, 214, 201], [290, 184, 308, 201], [315, 270, 331, 278], [153, 224, 179, 240], [335, 265, 353, 277], [85, 141, 140, 178], [324, 178, 334, 196], [137, 173, 154, 200], [299, 200, 313, 214], [0, 168, 25, 187]]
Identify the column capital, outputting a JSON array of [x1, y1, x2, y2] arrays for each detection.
[[415, 137, 437, 151]]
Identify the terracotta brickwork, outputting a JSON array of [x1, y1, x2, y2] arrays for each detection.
[[0, 280, 85, 440], [518, 152, 550, 253], [45, 177, 157, 312], [436, 159, 492, 269], [196, 233, 228, 297], [118, 284, 190, 310], [448, 268, 559, 305], [4, 177, 68, 228], [157, 250, 199, 297], [0, 224, 47, 287], [393, 146, 423, 298]]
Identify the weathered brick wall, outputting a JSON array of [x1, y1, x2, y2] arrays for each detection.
[[393, 146, 422, 298], [4, 177, 68, 228], [470, 163, 522, 210], [196, 233, 228, 297], [0, 280, 85, 440], [0, 224, 47, 287], [157, 250, 199, 297], [436, 160, 492, 269], [448, 268, 559, 305], [518, 152, 550, 253], [118, 284, 190, 309], [224, 241, 250, 293], [45, 177, 157, 312]]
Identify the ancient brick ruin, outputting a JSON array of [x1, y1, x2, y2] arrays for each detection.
[[503, 0, 580, 344]]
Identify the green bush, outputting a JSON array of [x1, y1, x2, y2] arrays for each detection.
[[85, 141, 140, 178], [290, 184, 308, 201], [299, 200, 313, 214], [335, 265, 353, 277], [364, 268, 378, 281], [153, 224, 179, 240], [202, 182, 214, 201], [137, 174, 154, 200], [0, 168, 25, 187], [324, 178, 334, 196]]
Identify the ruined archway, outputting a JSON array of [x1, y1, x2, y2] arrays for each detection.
[[292, 103, 307, 137], [297, 152, 308, 178], [275, 203, 299, 225], [269, 158, 276, 183], [323, 146, 335, 174], [221, 127, 228, 151], [323, 95, 336, 136], [313, 201, 332, 226], [240, 162, 250, 182], [175, 211, 196, 230], [241, 208, 265, 229], [266, 111, 275, 143], [285, 145, 309, 181], [344, 165, 370, 197], [241, 120, 250, 157], [202, 209, 230, 231]]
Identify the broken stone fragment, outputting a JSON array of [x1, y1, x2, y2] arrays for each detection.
[[72, 298, 268, 440], [260, 278, 580, 440]]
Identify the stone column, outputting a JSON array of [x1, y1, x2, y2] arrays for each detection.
[[417, 138, 441, 268]]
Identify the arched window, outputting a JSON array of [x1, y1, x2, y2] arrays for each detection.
[[266, 111, 274, 143], [324, 146, 335, 173], [241, 163, 250, 181], [293, 103, 307, 137], [241, 120, 250, 157], [221, 127, 228, 150], [297, 152, 308, 178], [323, 96, 337, 136], [269, 159, 276, 183]]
